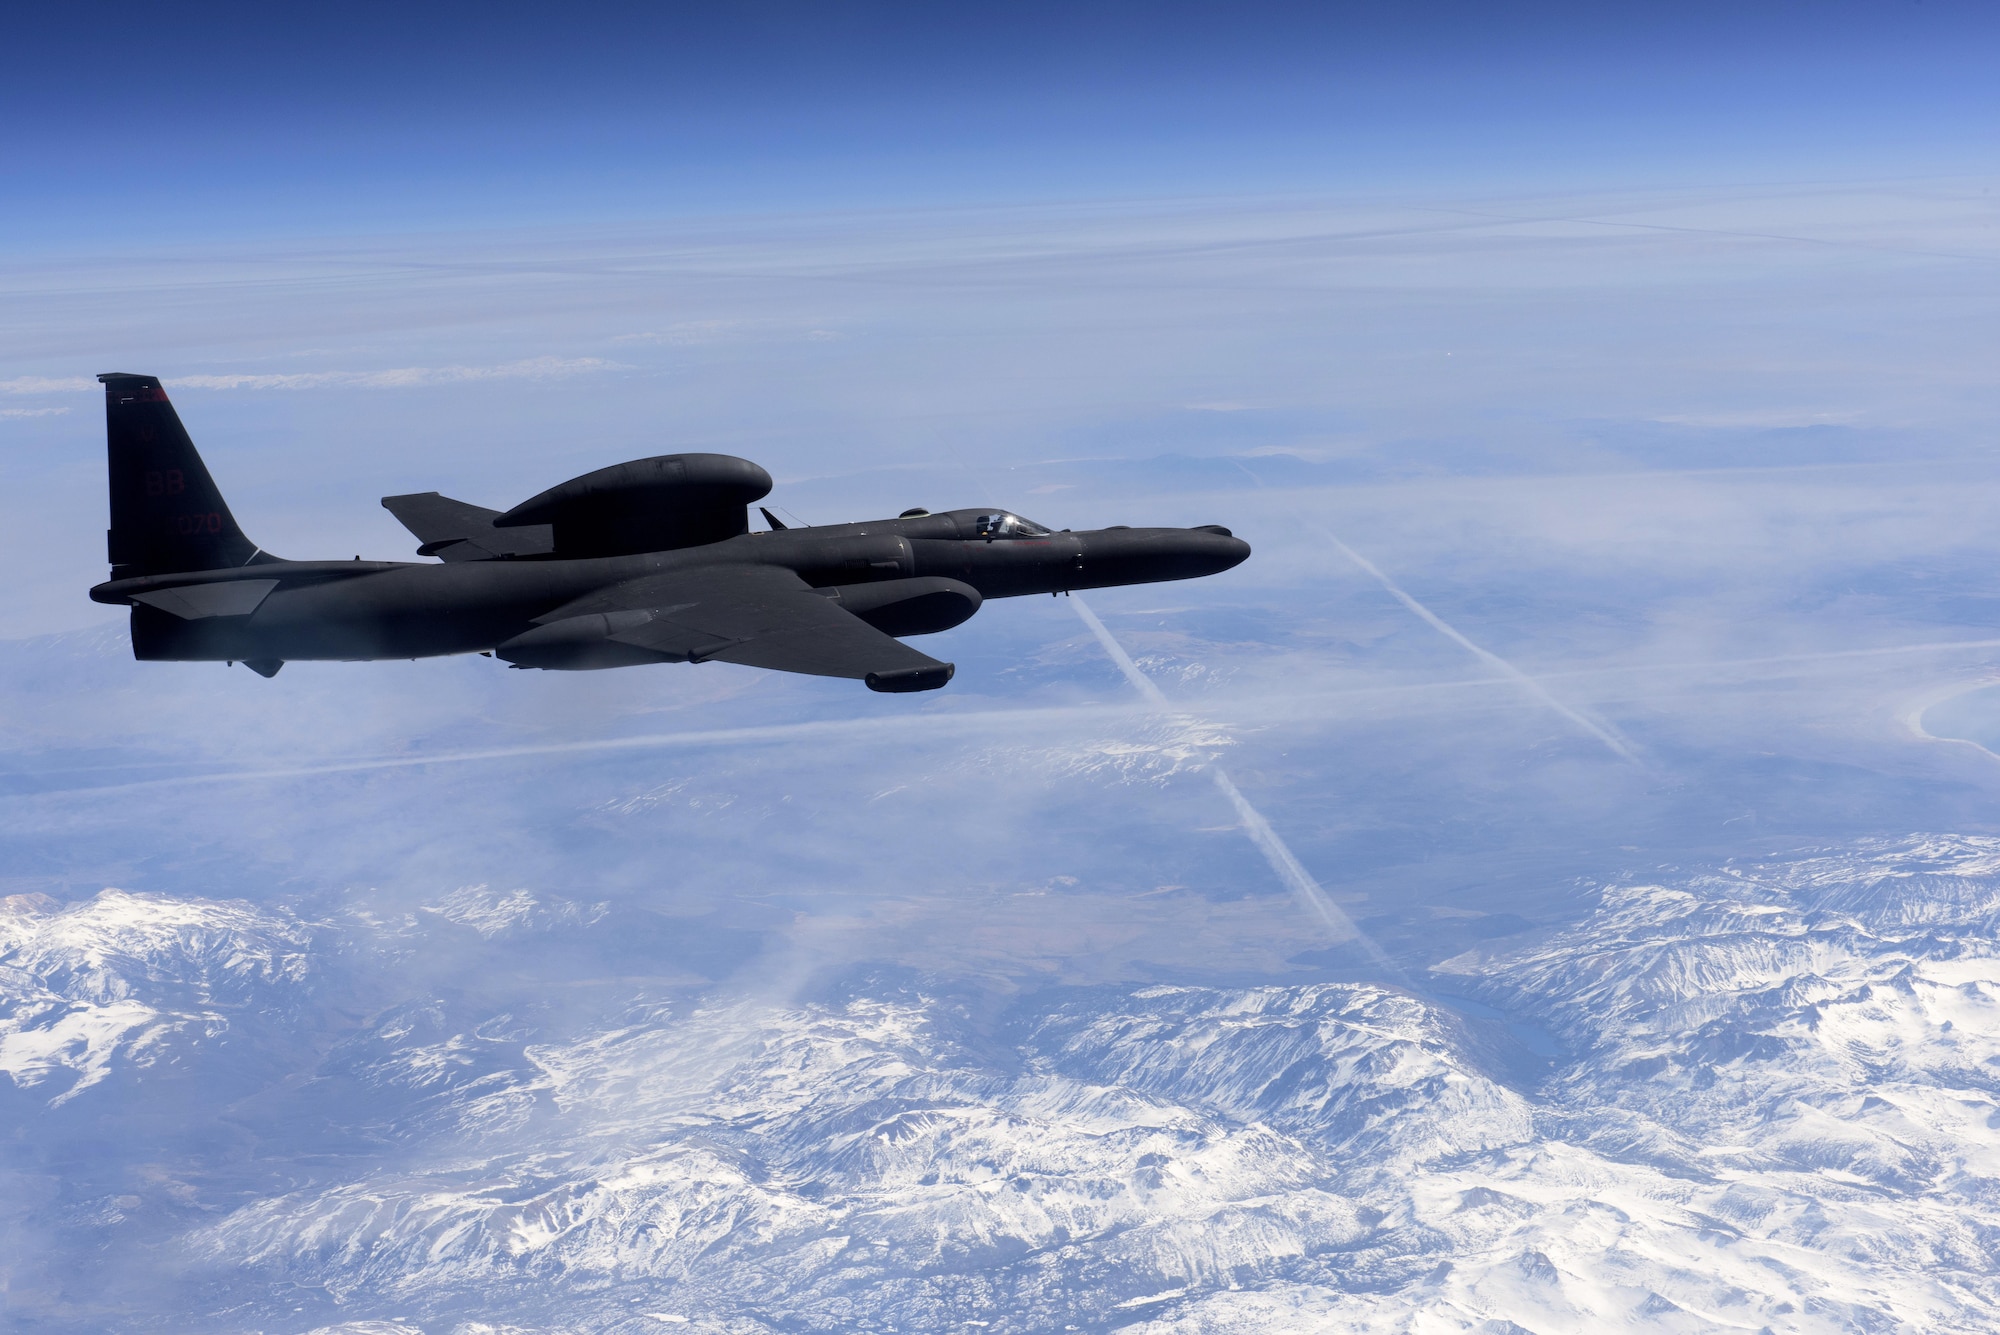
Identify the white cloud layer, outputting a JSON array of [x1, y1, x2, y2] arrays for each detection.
[[0, 357, 623, 396], [0, 376, 92, 394], [170, 356, 627, 390]]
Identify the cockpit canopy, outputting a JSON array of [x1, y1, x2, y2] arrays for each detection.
[[972, 511, 1055, 539]]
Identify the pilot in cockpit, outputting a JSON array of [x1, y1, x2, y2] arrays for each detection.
[[973, 512, 1055, 539]]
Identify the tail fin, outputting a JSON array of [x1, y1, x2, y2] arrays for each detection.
[[99, 373, 266, 578]]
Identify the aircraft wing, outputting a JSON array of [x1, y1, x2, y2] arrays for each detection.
[[537, 564, 955, 691], [382, 492, 554, 562]]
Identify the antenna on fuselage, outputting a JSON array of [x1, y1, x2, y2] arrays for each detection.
[[759, 507, 789, 531]]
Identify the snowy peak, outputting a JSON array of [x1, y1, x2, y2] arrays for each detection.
[[21, 840, 2000, 1332], [1030, 983, 1535, 1168], [1, 887, 312, 1006], [0, 888, 312, 1106]]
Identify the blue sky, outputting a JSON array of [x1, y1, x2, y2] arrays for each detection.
[[7, 1, 2000, 243]]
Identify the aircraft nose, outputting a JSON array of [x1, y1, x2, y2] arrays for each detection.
[[1074, 524, 1251, 587], [1190, 524, 1252, 572]]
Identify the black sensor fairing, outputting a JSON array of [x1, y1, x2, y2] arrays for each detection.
[[495, 454, 773, 558]]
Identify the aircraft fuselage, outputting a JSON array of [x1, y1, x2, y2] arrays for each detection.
[[92, 514, 1249, 664], [87, 372, 1250, 689]]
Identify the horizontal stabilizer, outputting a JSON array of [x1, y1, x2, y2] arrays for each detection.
[[128, 578, 278, 620], [382, 492, 553, 562]]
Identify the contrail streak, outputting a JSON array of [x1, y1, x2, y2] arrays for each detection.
[[1068, 594, 1170, 709], [1322, 532, 1645, 766], [0, 703, 1149, 800], [1226, 456, 1643, 766], [15, 627, 1999, 802], [1070, 593, 1386, 960], [1208, 767, 1358, 942]]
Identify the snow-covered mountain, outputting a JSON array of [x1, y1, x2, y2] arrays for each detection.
[[9, 837, 2000, 1332], [0, 888, 314, 1107]]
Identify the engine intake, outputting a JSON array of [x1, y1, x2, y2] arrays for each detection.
[[822, 576, 981, 637]]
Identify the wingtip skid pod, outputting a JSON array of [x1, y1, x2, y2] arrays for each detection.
[[865, 663, 954, 693]]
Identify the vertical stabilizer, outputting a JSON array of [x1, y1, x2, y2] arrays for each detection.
[[99, 373, 264, 577]]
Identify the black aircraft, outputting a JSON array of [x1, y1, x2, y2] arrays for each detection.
[[86, 373, 1251, 692]]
